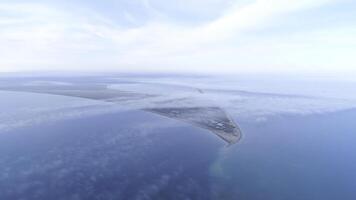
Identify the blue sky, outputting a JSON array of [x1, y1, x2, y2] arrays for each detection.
[[0, 0, 355, 73]]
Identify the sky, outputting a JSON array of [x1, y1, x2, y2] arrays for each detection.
[[0, 0, 355, 73]]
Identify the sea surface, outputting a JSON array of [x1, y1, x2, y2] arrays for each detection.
[[0, 74, 355, 200]]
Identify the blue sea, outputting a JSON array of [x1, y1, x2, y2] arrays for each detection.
[[0, 75, 356, 200]]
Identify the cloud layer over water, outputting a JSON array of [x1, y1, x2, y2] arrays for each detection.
[[1, 75, 355, 131]]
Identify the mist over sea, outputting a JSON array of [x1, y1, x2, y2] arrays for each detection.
[[0, 74, 356, 200]]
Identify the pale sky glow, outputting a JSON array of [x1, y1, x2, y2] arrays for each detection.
[[0, 0, 355, 73]]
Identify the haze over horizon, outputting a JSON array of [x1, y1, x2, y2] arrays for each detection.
[[0, 0, 355, 73]]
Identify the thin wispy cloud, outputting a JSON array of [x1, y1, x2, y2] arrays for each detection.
[[0, 0, 355, 73]]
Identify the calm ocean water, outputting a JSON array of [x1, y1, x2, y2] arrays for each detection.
[[1, 97, 355, 199], [0, 75, 355, 199]]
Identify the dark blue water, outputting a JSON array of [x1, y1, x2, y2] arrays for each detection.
[[215, 110, 356, 200], [1, 101, 356, 199], [0, 110, 221, 200]]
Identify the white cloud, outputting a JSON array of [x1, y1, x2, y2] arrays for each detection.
[[0, 0, 354, 73], [1, 75, 356, 132]]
